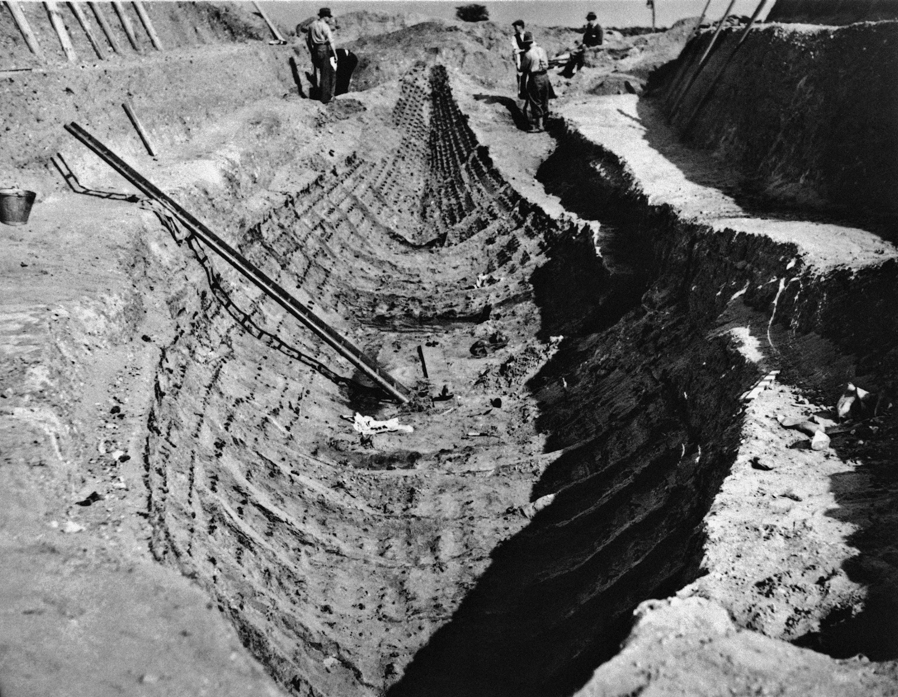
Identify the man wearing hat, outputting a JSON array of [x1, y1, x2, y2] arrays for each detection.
[[306, 7, 338, 103], [560, 11, 604, 79], [519, 31, 555, 132]]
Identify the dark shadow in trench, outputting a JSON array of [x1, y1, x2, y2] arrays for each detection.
[[473, 93, 531, 132], [387, 135, 753, 696]]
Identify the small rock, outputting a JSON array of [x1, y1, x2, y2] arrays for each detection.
[[141, 334, 152, 342], [491, 397, 502, 408], [75, 491, 102, 507], [110, 405, 121, 415], [118, 453, 131, 463], [532, 493, 555, 513], [323, 656, 339, 671], [811, 431, 831, 451], [62, 520, 85, 534], [750, 456, 774, 471], [139, 673, 159, 684], [111, 449, 125, 461]]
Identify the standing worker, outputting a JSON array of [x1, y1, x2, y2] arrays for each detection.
[[307, 7, 338, 104], [519, 31, 555, 133], [559, 11, 604, 79], [510, 20, 528, 110]]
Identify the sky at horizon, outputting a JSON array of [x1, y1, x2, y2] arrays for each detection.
[[257, 0, 771, 31]]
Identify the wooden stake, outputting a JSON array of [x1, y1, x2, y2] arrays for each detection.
[[132, 1, 162, 51], [88, 1, 122, 54], [112, 0, 140, 52], [122, 100, 157, 156], [45, 1, 77, 62], [68, 1, 105, 60], [252, 1, 285, 43], [6, 1, 44, 59]]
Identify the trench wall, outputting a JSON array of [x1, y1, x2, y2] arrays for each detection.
[[767, 0, 898, 24], [664, 22, 898, 225]]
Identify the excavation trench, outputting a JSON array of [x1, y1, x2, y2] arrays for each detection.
[[142, 65, 842, 696]]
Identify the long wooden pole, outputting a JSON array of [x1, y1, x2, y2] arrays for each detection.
[[6, 1, 44, 59], [122, 100, 158, 156], [667, 0, 736, 119], [68, 1, 105, 59], [132, 1, 162, 51], [681, 0, 772, 131], [45, 1, 77, 62], [252, 1, 285, 42], [112, 0, 140, 52], [88, 1, 122, 54], [64, 122, 413, 404]]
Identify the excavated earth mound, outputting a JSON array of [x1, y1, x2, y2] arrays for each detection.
[[2, 5, 898, 697]]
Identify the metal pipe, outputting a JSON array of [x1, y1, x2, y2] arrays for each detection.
[[133, 1, 162, 51], [112, 0, 140, 52], [64, 122, 413, 404]]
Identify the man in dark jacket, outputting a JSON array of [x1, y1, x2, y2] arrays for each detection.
[[559, 11, 604, 79]]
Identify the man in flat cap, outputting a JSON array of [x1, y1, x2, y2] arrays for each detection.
[[519, 31, 555, 132], [560, 11, 604, 79], [306, 7, 338, 103]]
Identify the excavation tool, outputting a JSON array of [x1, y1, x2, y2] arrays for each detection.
[[64, 122, 413, 404]]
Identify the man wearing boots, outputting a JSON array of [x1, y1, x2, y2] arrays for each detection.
[[519, 31, 555, 132]]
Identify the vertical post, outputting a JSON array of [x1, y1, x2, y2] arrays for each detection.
[[122, 100, 158, 157], [112, 0, 141, 52], [45, 1, 77, 62], [697, 0, 737, 66], [6, 1, 44, 59], [693, 0, 713, 36], [132, 1, 162, 51], [88, 1, 122, 54], [252, 1, 285, 42], [68, 1, 105, 60]]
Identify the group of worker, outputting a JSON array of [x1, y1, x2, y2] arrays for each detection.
[[300, 6, 605, 134], [512, 12, 604, 132]]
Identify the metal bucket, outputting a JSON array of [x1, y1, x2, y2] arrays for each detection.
[[0, 188, 37, 226]]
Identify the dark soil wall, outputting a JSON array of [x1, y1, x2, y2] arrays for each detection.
[[768, 0, 898, 24], [663, 22, 898, 227]]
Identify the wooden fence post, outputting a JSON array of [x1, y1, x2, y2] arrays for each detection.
[[69, 1, 105, 59], [112, 0, 141, 52], [45, 0, 78, 62], [6, 1, 44, 59], [133, 1, 162, 51]]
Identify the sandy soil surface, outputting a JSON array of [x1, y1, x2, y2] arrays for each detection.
[[2, 6, 898, 697]]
